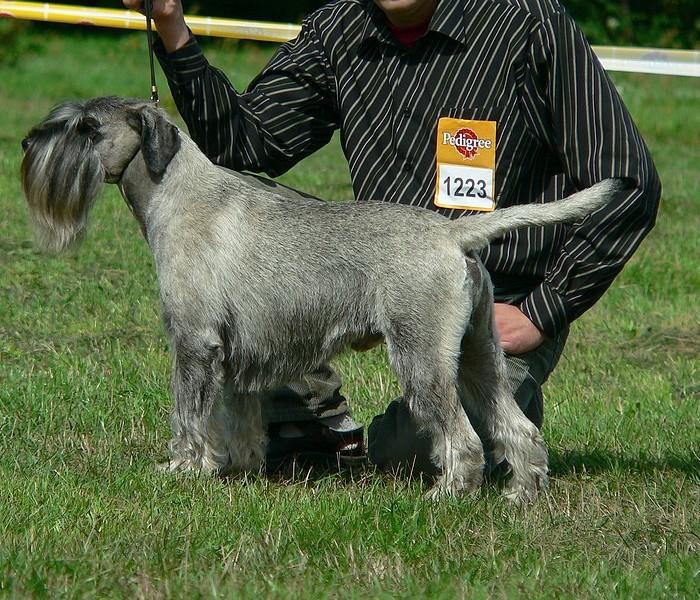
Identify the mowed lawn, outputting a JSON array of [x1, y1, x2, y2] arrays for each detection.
[[0, 26, 698, 598]]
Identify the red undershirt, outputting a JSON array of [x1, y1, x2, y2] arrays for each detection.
[[386, 17, 431, 48]]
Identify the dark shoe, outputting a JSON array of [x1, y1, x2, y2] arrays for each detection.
[[367, 398, 441, 476], [265, 414, 367, 472]]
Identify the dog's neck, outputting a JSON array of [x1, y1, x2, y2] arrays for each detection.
[[117, 136, 217, 244], [117, 151, 159, 242]]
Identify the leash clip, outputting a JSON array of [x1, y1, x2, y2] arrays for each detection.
[[150, 85, 159, 106]]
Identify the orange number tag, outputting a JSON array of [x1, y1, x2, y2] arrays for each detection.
[[434, 118, 497, 211]]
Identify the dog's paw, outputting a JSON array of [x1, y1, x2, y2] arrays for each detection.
[[156, 455, 193, 474], [423, 439, 485, 500], [155, 460, 173, 474], [499, 422, 549, 505], [155, 455, 220, 477], [424, 466, 483, 501], [228, 437, 266, 473], [503, 469, 548, 506]]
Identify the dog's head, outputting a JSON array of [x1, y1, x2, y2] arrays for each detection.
[[21, 96, 181, 252]]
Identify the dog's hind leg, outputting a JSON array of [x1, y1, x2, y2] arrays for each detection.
[[383, 304, 485, 499], [219, 382, 267, 474], [457, 273, 548, 505], [163, 330, 233, 475]]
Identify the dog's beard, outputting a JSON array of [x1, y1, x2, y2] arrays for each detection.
[[21, 126, 105, 253]]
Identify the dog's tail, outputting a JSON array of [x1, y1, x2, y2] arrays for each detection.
[[448, 178, 628, 251]]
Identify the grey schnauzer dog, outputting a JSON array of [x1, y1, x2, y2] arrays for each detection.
[[21, 96, 624, 503]]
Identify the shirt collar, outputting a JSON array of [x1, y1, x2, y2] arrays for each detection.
[[360, 0, 474, 48]]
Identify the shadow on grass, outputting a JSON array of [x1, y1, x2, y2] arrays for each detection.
[[0, 239, 34, 254], [549, 447, 700, 478], [261, 454, 440, 492], [260, 447, 699, 489]]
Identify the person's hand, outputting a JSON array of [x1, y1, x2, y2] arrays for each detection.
[[494, 303, 545, 355], [122, 1, 190, 53]]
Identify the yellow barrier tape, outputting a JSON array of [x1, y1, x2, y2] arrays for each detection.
[[0, 1, 302, 43], [1, 1, 699, 76]]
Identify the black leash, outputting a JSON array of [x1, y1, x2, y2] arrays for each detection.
[[144, 0, 159, 105]]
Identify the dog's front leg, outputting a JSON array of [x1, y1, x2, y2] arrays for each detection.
[[162, 332, 232, 475]]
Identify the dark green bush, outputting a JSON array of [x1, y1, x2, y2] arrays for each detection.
[[565, 0, 699, 48]]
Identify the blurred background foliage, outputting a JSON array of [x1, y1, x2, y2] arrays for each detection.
[[2, 1, 698, 48]]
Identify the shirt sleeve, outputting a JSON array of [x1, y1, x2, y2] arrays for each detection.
[[154, 21, 339, 177], [518, 11, 662, 338]]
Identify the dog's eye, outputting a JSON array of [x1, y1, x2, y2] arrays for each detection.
[[21, 137, 30, 152]]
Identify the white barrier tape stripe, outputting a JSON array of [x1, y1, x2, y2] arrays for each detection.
[[1, 2, 698, 76], [593, 45, 700, 78], [597, 58, 699, 77]]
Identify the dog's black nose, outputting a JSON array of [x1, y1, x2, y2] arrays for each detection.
[[21, 137, 30, 152]]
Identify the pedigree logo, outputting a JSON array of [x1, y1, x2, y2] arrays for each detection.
[[442, 127, 492, 160]]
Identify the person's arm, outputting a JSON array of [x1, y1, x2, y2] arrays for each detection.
[[123, 0, 190, 52], [515, 10, 661, 339], [125, 1, 339, 176]]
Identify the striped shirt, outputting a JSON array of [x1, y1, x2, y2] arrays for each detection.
[[155, 0, 661, 338]]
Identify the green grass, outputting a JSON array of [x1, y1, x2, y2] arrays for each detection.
[[1, 25, 699, 598]]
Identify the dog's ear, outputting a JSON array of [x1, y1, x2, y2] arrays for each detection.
[[76, 115, 101, 138], [127, 106, 181, 181]]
